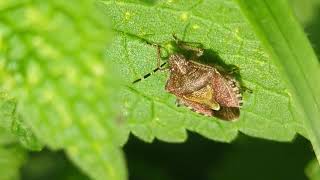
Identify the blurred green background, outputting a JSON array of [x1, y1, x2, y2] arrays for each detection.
[[18, 0, 320, 180]]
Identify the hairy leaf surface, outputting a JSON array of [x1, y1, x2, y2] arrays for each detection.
[[103, 0, 303, 143]]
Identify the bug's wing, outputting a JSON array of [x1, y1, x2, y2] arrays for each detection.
[[165, 66, 212, 95], [212, 107, 240, 121], [212, 73, 241, 107], [183, 85, 220, 111], [176, 98, 215, 117]]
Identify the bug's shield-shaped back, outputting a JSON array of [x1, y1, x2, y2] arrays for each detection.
[[183, 85, 220, 111], [165, 54, 220, 113], [212, 72, 242, 108], [165, 54, 242, 121]]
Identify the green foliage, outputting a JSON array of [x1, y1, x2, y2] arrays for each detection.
[[236, 0, 320, 165], [11, 115, 43, 151], [290, 0, 320, 25], [103, 0, 303, 144], [0, 145, 26, 180], [306, 159, 320, 180], [0, 0, 319, 179], [0, 94, 27, 180], [0, 0, 126, 179]]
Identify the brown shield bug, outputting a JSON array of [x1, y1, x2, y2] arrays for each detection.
[[133, 36, 244, 121]]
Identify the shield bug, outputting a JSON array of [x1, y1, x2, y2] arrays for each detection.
[[133, 36, 244, 121]]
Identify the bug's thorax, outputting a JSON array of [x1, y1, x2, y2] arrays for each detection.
[[168, 54, 189, 75]]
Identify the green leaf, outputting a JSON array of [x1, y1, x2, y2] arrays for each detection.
[[0, 91, 42, 151], [0, 93, 17, 145], [0, 93, 27, 180], [0, 0, 126, 179], [0, 93, 42, 152], [102, 0, 303, 143], [0, 145, 27, 180], [235, 0, 320, 165], [11, 115, 43, 151], [289, 0, 320, 25], [306, 159, 320, 180]]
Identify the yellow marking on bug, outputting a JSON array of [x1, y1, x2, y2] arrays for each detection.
[[180, 12, 188, 21]]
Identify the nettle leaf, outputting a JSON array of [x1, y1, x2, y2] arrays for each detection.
[[0, 93, 17, 145], [0, 145, 26, 180], [11, 115, 43, 151], [306, 159, 320, 180], [102, 0, 305, 143], [0, 93, 27, 180], [0, 0, 126, 179], [0, 92, 42, 151], [236, 0, 320, 165]]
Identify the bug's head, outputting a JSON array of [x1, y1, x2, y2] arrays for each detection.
[[168, 54, 189, 74]]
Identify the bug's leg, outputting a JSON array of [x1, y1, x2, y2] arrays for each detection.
[[132, 61, 168, 84], [214, 64, 240, 76], [146, 42, 168, 70], [132, 45, 168, 84], [145, 42, 168, 70], [172, 34, 204, 57], [176, 97, 214, 117], [241, 86, 253, 93], [156, 45, 168, 71], [175, 99, 182, 107], [227, 66, 240, 75]]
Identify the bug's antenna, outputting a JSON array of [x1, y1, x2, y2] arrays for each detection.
[[172, 34, 204, 57], [132, 45, 168, 84], [132, 62, 167, 84]]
